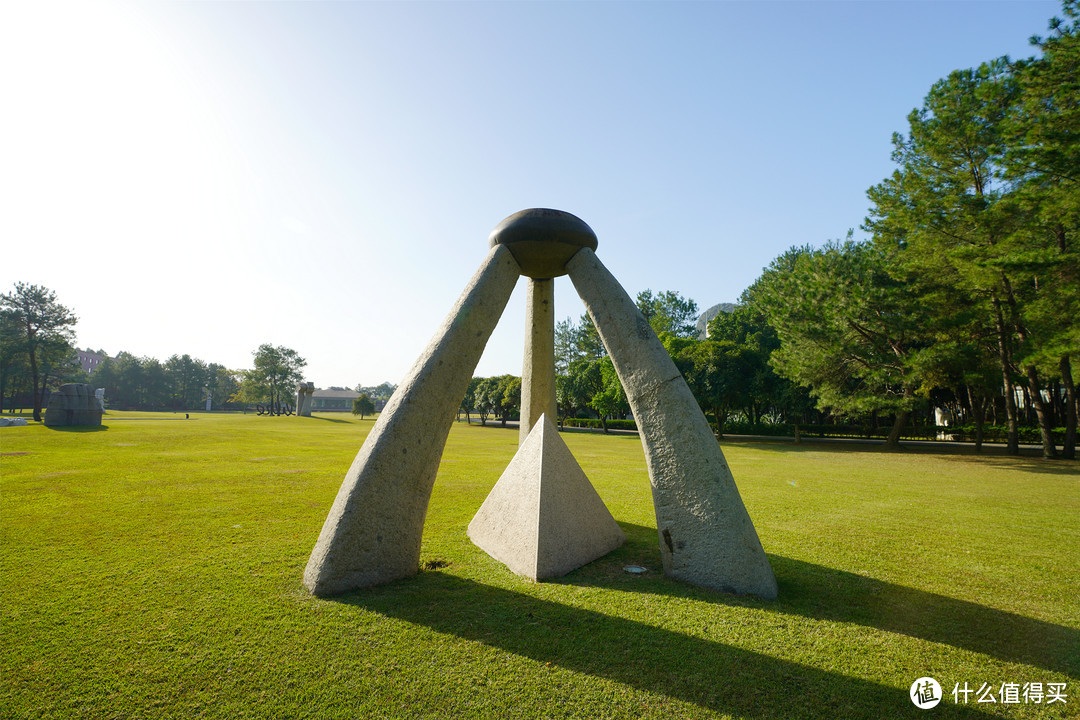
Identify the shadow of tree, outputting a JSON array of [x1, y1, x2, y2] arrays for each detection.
[[336, 570, 996, 719], [307, 415, 352, 424], [552, 523, 1079, 679], [724, 438, 1074, 470]]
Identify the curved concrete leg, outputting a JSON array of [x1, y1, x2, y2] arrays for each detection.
[[304, 245, 522, 596], [520, 278, 557, 444], [567, 248, 777, 599]]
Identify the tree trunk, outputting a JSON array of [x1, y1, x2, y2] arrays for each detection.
[[28, 354, 41, 422], [1021, 384, 1034, 425], [883, 410, 909, 450], [993, 299, 1020, 454], [36, 365, 55, 422], [1025, 365, 1057, 459], [712, 405, 724, 438], [599, 414, 608, 434], [1060, 355, 1077, 460], [1050, 380, 1063, 429], [966, 385, 985, 452], [883, 386, 914, 451]]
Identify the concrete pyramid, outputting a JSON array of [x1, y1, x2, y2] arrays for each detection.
[[467, 414, 625, 580]]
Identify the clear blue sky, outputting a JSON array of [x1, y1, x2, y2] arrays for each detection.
[[2, 0, 1062, 388]]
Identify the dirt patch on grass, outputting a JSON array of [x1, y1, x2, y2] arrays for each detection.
[[2, 452, 32, 456]]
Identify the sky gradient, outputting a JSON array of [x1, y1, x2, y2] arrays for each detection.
[[2, 0, 1063, 388]]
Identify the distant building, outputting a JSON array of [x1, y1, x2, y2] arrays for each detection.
[[77, 349, 108, 374], [311, 388, 361, 412], [695, 303, 736, 338]]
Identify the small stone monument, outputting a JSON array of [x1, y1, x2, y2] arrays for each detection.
[[296, 382, 314, 417], [43, 383, 103, 427], [468, 414, 625, 580]]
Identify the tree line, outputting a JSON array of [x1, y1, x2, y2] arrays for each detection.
[[1, 285, 313, 415], [756, 3, 1078, 458], [2, 282, 396, 418], [90, 344, 310, 412]]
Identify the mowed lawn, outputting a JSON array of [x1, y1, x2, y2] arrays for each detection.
[[1, 411, 1077, 720]]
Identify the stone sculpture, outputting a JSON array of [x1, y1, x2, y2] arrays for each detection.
[[304, 246, 520, 596], [568, 248, 776, 597], [468, 414, 625, 580], [296, 382, 315, 417], [43, 383, 103, 427], [305, 209, 777, 600]]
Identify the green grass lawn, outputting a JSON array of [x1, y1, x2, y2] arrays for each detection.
[[1, 411, 1077, 719]]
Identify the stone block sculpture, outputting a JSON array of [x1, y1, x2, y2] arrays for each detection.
[[468, 413, 625, 580], [305, 209, 777, 600], [296, 382, 315, 417], [43, 383, 104, 427]]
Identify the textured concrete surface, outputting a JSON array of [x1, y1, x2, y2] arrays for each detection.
[[489, 208, 597, 279], [468, 414, 625, 580], [295, 382, 314, 417], [304, 245, 521, 596], [567, 248, 777, 599], [520, 278, 557, 445], [43, 383, 103, 427]]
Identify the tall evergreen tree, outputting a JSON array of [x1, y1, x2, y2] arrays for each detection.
[[865, 41, 1076, 457], [0, 283, 78, 421], [1004, 2, 1080, 457], [754, 241, 927, 449]]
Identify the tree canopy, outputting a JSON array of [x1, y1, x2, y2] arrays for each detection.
[[241, 344, 308, 409], [352, 393, 375, 419]]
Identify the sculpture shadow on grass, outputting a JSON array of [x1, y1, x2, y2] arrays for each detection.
[[338, 569, 997, 720], [551, 523, 1079, 679], [44, 424, 109, 433]]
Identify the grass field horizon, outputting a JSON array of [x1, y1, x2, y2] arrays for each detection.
[[2, 411, 1077, 719]]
